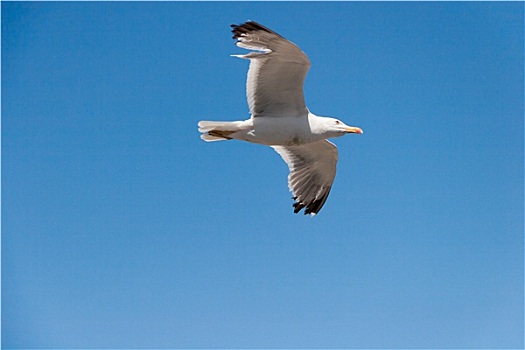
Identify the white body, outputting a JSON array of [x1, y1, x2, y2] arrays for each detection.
[[200, 112, 344, 146]]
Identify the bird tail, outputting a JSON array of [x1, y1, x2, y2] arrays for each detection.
[[198, 120, 241, 142]]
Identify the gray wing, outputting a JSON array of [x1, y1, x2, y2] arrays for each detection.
[[231, 21, 311, 118], [272, 140, 338, 216]]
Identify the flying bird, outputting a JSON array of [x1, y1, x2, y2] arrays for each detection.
[[198, 21, 363, 216]]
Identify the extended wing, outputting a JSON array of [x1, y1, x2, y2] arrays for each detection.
[[272, 140, 338, 216], [231, 21, 311, 118]]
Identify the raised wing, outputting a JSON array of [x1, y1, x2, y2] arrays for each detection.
[[231, 21, 311, 118], [272, 140, 338, 216]]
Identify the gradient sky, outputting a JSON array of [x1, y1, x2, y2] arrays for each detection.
[[2, 2, 523, 349]]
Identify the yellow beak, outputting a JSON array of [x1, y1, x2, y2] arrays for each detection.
[[346, 127, 363, 134]]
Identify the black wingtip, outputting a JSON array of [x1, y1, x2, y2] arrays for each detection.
[[293, 202, 305, 214], [291, 187, 332, 216], [230, 21, 273, 40]]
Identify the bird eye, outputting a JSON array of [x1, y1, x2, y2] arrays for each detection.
[[335, 120, 340, 124]]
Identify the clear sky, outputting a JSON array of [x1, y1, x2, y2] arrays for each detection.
[[2, 2, 523, 349]]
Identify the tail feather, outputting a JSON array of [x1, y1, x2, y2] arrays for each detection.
[[198, 120, 243, 142], [200, 133, 230, 142]]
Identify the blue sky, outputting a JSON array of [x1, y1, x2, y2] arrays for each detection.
[[2, 2, 523, 348]]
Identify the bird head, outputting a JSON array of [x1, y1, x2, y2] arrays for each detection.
[[319, 117, 363, 138]]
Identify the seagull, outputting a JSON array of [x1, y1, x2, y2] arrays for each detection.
[[198, 21, 363, 216]]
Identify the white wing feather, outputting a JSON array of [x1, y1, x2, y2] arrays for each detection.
[[231, 21, 311, 117], [272, 140, 338, 216]]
